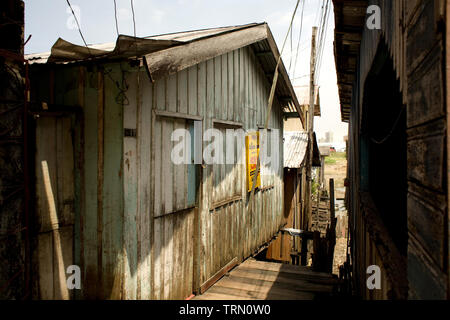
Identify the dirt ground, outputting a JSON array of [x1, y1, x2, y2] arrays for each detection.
[[324, 152, 347, 199], [333, 238, 348, 275]]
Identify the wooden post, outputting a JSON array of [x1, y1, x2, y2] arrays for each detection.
[[328, 178, 336, 273], [330, 178, 335, 226], [300, 234, 308, 266], [320, 156, 325, 187], [304, 27, 317, 232], [446, 0, 450, 298]]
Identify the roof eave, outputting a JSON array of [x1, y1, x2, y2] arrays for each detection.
[[143, 23, 304, 126], [333, 0, 367, 122]]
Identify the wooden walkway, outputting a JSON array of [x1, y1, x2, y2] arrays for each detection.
[[194, 258, 339, 300]]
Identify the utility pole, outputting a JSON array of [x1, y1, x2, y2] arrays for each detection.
[[304, 26, 317, 231]]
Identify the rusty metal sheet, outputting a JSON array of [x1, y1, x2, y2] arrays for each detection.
[[284, 131, 308, 169]]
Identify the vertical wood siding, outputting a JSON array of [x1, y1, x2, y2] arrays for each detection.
[[124, 45, 285, 298], [35, 116, 75, 300], [111, 45, 286, 299], [32, 42, 286, 300], [346, 0, 448, 300]]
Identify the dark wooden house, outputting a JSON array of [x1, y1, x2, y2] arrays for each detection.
[[333, 0, 449, 299]]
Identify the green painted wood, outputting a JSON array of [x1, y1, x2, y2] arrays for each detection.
[[137, 69, 153, 299], [102, 63, 124, 299], [81, 67, 99, 298], [123, 67, 139, 299]]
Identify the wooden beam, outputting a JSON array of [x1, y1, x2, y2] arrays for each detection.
[[154, 109, 203, 121], [199, 257, 238, 294], [210, 195, 242, 211], [283, 112, 300, 119], [256, 51, 272, 57], [212, 118, 243, 128]]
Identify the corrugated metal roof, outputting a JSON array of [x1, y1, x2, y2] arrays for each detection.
[[26, 24, 260, 64], [284, 131, 309, 169], [26, 22, 305, 126]]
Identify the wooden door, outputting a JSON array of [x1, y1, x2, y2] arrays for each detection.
[[34, 115, 75, 300]]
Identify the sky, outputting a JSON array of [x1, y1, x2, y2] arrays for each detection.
[[23, 0, 348, 143]]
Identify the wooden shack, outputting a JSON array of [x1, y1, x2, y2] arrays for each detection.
[[266, 131, 321, 265], [26, 23, 304, 299], [333, 0, 449, 299]]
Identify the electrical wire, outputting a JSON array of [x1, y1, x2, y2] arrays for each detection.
[[314, 0, 322, 26], [103, 67, 130, 105], [291, 73, 310, 80], [370, 107, 405, 145], [289, 14, 294, 73], [248, 0, 301, 206], [314, 0, 331, 84], [65, 0, 92, 56], [131, 0, 137, 39], [292, 0, 306, 81], [318, 0, 331, 75], [113, 0, 120, 36], [130, 0, 138, 57]]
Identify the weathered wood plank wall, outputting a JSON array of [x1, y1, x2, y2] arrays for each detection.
[[29, 41, 285, 300], [31, 63, 126, 299], [124, 45, 284, 299], [346, 0, 448, 299], [34, 116, 75, 300]]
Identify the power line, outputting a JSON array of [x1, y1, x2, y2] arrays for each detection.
[[289, 13, 294, 73], [292, 73, 310, 80], [279, 0, 301, 56], [131, 0, 136, 37], [371, 107, 405, 145], [315, 0, 331, 83], [130, 0, 138, 57], [313, 0, 325, 83], [130, 0, 136, 38], [113, 0, 120, 36], [292, 0, 306, 80], [66, 0, 92, 56], [311, 0, 330, 84], [314, 0, 322, 26], [248, 0, 301, 209]]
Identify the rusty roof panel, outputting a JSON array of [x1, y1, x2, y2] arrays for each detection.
[[26, 22, 304, 123], [284, 131, 309, 169]]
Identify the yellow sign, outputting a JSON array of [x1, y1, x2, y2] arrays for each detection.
[[245, 131, 261, 192]]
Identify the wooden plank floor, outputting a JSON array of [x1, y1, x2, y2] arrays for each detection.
[[194, 258, 339, 300]]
